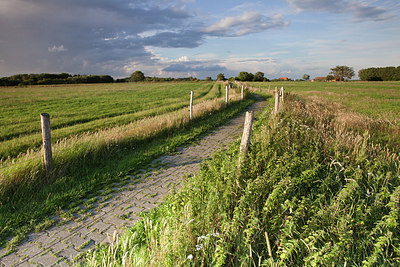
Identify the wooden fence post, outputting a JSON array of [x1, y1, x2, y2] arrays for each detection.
[[274, 87, 279, 114], [226, 85, 229, 104], [280, 86, 284, 102], [40, 113, 52, 175], [190, 91, 193, 120], [241, 85, 244, 100], [238, 111, 254, 168]]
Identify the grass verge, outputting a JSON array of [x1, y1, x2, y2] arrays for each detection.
[[83, 92, 399, 266], [0, 92, 254, 250]]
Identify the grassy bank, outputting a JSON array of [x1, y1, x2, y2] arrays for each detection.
[[84, 92, 399, 266], [0, 86, 251, 249]]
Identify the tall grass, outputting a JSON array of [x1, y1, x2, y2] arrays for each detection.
[[83, 92, 399, 266]]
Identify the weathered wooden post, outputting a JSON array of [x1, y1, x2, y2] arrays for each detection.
[[280, 86, 284, 102], [40, 113, 52, 175], [274, 86, 279, 114], [225, 85, 229, 104], [189, 91, 193, 120], [238, 111, 254, 168], [241, 85, 244, 100]]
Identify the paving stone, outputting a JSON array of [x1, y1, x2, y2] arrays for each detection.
[[18, 244, 43, 258], [102, 216, 127, 228], [48, 241, 69, 254], [90, 220, 112, 234], [86, 231, 107, 245], [57, 247, 80, 262], [15, 260, 37, 267], [141, 202, 157, 210], [48, 228, 71, 241], [34, 233, 58, 249], [0, 252, 24, 266], [63, 234, 87, 250], [31, 252, 58, 266], [54, 259, 70, 267], [123, 205, 145, 215]]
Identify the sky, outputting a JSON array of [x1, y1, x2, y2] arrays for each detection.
[[0, 0, 399, 80]]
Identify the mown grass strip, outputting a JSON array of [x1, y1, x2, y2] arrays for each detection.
[[0, 92, 255, 250], [83, 92, 399, 266]]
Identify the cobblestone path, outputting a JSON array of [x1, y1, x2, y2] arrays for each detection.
[[0, 98, 266, 266]]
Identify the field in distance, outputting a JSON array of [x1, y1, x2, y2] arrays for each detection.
[[250, 81, 400, 123], [0, 82, 220, 159]]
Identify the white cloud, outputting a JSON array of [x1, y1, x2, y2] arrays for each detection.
[[48, 45, 67, 53], [177, 56, 190, 62], [203, 11, 288, 37]]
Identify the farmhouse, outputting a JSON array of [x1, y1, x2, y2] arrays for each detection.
[[311, 76, 326, 82], [279, 77, 289, 81]]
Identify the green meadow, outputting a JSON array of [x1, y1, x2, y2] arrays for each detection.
[[0, 82, 220, 159], [250, 81, 400, 122]]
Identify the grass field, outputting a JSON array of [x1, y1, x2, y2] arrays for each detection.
[[0, 82, 221, 159], [84, 87, 399, 266], [249, 81, 400, 123], [0, 81, 253, 249], [250, 81, 400, 150]]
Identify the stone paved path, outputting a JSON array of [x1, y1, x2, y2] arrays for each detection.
[[0, 98, 266, 266]]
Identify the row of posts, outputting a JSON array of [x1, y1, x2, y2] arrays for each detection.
[[239, 85, 284, 168], [189, 83, 245, 120], [41, 83, 247, 175]]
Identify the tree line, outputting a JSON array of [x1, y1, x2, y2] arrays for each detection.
[[358, 66, 400, 81], [0, 73, 114, 86]]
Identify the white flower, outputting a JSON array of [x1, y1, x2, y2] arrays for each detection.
[[187, 254, 193, 260]]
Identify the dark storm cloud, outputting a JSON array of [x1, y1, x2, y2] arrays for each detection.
[[287, 0, 393, 22], [0, 0, 193, 76], [143, 31, 204, 48], [0, 0, 287, 77]]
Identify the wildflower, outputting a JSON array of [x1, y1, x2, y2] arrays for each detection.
[[196, 244, 203, 251], [197, 236, 207, 242], [187, 254, 193, 260]]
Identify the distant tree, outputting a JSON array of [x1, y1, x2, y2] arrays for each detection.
[[330, 66, 354, 81], [326, 75, 335, 81], [303, 74, 310, 81], [217, 73, 226, 81], [130, 71, 145, 82], [358, 66, 400, 81], [205, 77, 212, 81], [254, 72, 264, 82], [238, 71, 254, 82]]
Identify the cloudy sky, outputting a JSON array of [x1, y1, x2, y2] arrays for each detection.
[[0, 0, 399, 79]]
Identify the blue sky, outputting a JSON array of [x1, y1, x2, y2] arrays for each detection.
[[0, 0, 399, 79]]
